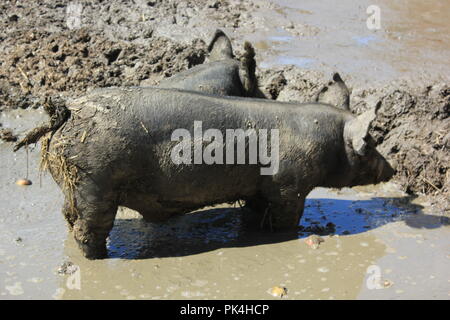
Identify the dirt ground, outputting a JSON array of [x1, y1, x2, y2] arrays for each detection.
[[0, 0, 449, 299]]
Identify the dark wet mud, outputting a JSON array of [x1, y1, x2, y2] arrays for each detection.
[[0, 0, 449, 299]]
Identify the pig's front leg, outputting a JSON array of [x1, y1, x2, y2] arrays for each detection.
[[267, 190, 305, 232]]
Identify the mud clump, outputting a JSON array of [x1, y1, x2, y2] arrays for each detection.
[[363, 83, 449, 204], [0, 126, 17, 142], [0, 28, 207, 111], [0, 0, 264, 112], [57, 261, 78, 275]]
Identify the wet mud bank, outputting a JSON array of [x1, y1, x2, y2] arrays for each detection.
[[0, 0, 449, 299]]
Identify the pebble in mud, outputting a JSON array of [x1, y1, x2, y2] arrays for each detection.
[[57, 261, 78, 275], [268, 286, 288, 298], [304, 235, 324, 249], [16, 178, 32, 186]]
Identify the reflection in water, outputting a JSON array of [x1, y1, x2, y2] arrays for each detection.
[[108, 207, 244, 260], [352, 35, 379, 46], [105, 191, 439, 261], [260, 56, 314, 69], [301, 196, 421, 236], [268, 35, 294, 42]]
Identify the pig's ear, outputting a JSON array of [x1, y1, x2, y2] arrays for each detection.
[[315, 72, 350, 110], [345, 101, 381, 155], [208, 29, 234, 61]]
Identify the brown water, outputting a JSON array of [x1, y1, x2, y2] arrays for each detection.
[[242, 0, 450, 84], [1, 109, 448, 299]]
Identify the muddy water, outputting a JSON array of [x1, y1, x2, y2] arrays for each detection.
[[0, 110, 66, 299], [245, 0, 450, 84], [1, 110, 448, 299]]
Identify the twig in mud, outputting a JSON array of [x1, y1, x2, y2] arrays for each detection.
[[421, 176, 441, 192], [17, 66, 30, 84], [80, 130, 87, 143], [19, 82, 28, 93], [140, 122, 149, 134]]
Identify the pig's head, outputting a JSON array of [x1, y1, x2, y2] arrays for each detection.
[[331, 102, 395, 188]]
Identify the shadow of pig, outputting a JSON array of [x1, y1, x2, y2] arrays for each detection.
[[102, 194, 446, 260]]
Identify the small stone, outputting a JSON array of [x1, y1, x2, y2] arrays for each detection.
[[382, 279, 393, 288], [57, 261, 78, 275], [268, 286, 287, 298], [304, 235, 324, 249], [16, 179, 32, 186]]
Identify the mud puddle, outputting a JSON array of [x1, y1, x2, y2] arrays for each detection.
[[1, 110, 448, 300], [239, 0, 450, 84], [0, 109, 65, 299]]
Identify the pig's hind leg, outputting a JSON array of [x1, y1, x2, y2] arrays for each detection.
[[69, 181, 119, 259], [241, 194, 269, 230]]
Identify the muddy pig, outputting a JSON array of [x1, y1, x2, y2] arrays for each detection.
[[159, 29, 265, 98], [16, 87, 394, 259]]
